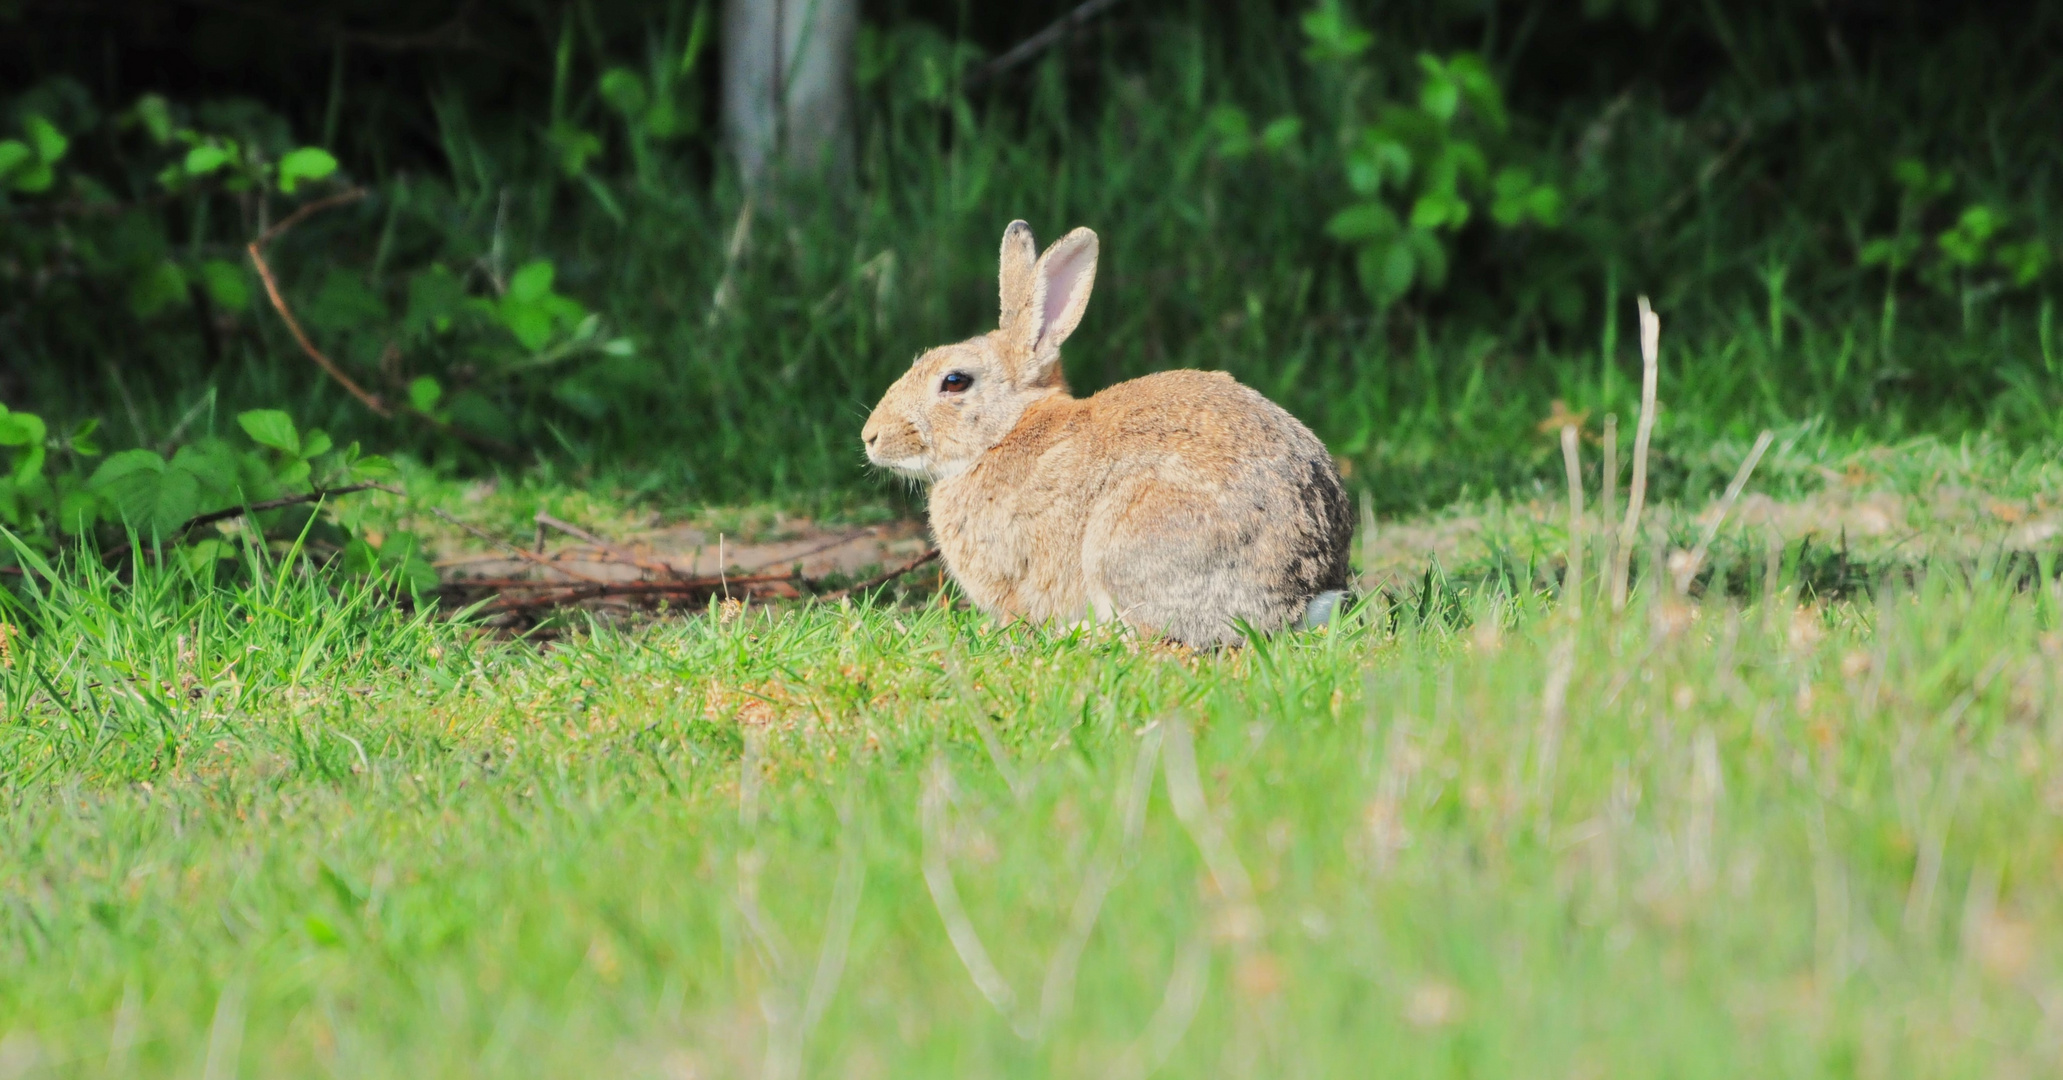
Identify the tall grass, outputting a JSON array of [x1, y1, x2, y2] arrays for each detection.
[[2, 543, 2058, 1075], [4, 3, 2059, 508]]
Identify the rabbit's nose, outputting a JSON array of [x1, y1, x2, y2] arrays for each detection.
[[865, 432, 879, 447]]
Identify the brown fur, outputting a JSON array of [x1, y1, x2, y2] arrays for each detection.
[[861, 222, 1351, 646]]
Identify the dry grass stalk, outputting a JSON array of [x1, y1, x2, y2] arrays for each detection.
[[1674, 429, 1776, 594], [1033, 726, 1164, 1041], [1560, 424, 1585, 617], [1533, 633, 1577, 830], [918, 759, 1024, 1025], [1612, 297, 1662, 610], [1599, 413, 1618, 596]]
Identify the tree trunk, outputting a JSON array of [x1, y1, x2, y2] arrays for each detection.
[[722, 0, 857, 186]]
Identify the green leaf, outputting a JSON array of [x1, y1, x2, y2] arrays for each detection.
[[0, 139, 29, 179], [23, 115, 67, 164], [508, 259, 556, 303], [127, 260, 188, 319], [134, 93, 174, 143], [1325, 202, 1400, 243], [87, 448, 167, 488], [404, 264, 466, 338], [350, 454, 397, 481], [58, 488, 100, 534], [89, 450, 202, 536], [9, 159, 54, 193], [1259, 116, 1303, 153], [277, 146, 339, 194], [1418, 66, 1460, 123], [177, 538, 236, 576], [198, 258, 251, 312], [1300, 4, 1373, 62], [170, 442, 243, 500], [299, 429, 334, 460], [409, 376, 444, 413], [1446, 53, 1506, 131], [599, 68, 649, 116], [66, 418, 101, 458], [238, 409, 301, 455], [1996, 240, 2052, 287], [149, 467, 202, 535], [546, 122, 603, 177], [0, 409, 45, 448], [1356, 240, 1417, 306], [1207, 104, 1253, 158], [502, 305, 555, 352], [183, 144, 232, 177], [1409, 191, 1469, 230], [1407, 227, 1450, 290]]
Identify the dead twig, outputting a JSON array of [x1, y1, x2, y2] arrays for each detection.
[[177, 481, 402, 537], [1673, 429, 1776, 595], [820, 549, 941, 601], [247, 187, 521, 459], [533, 512, 683, 579], [246, 189, 390, 417], [1611, 296, 1661, 610], [428, 507, 608, 585], [734, 528, 875, 577], [1559, 424, 1585, 618]]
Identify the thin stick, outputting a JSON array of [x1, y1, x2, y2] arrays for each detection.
[[964, 0, 1126, 87], [533, 511, 683, 578], [1612, 297, 1661, 610], [247, 187, 518, 458], [249, 236, 391, 417], [1559, 424, 1585, 617], [820, 548, 941, 601], [429, 507, 608, 584], [176, 481, 400, 536], [707, 192, 757, 322], [734, 529, 874, 577], [1675, 429, 1775, 595]]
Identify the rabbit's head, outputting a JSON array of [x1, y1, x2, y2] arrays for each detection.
[[862, 220, 1098, 481]]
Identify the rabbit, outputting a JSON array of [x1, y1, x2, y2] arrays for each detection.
[[860, 220, 1353, 647]]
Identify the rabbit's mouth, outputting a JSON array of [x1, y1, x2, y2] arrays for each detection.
[[866, 446, 937, 482]]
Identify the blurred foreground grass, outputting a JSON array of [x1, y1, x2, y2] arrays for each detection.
[[2, 481, 2060, 1077]]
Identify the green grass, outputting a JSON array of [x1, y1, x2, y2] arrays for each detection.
[[3, 484, 2060, 1077]]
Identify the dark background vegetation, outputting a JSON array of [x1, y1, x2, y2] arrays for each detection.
[[1, 0, 2058, 521]]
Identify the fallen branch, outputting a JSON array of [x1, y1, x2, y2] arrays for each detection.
[[177, 481, 403, 536], [533, 512, 684, 579], [427, 507, 608, 585]]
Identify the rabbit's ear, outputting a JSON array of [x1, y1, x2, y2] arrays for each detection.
[[999, 220, 1038, 329], [1011, 227, 1098, 383]]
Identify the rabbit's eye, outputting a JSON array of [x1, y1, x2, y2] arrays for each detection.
[[940, 372, 973, 393]]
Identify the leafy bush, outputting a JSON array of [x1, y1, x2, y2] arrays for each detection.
[[0, 396, 420, 583]]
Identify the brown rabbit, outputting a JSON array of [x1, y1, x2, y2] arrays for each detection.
[[861, 221, 1352, 647]]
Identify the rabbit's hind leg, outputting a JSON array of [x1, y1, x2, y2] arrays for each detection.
[[1082, 481, 1295, 648]]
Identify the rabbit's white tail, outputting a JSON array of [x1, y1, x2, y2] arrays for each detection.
[[1296, 590, 1348, 631]]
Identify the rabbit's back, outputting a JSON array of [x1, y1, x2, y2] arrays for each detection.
[[930, 369, 1352, 645]]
